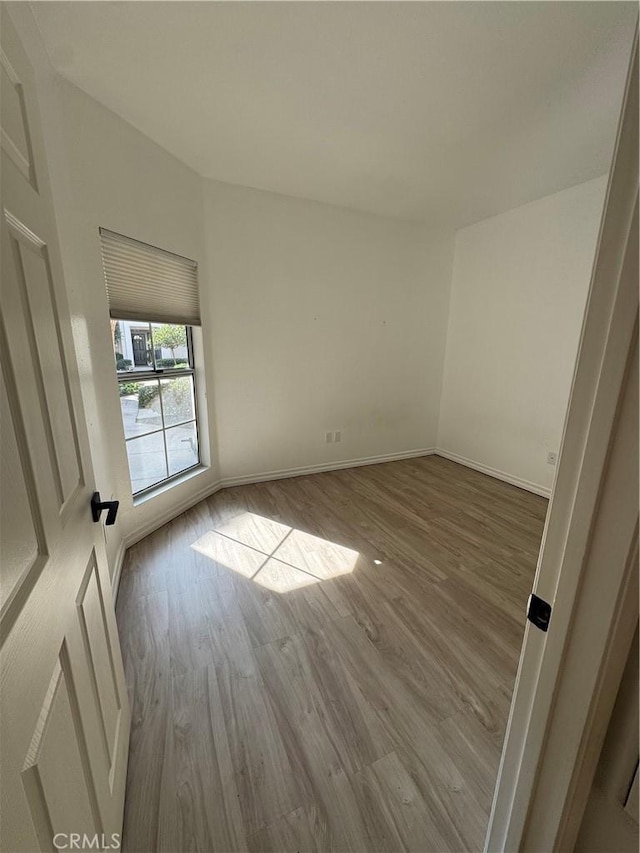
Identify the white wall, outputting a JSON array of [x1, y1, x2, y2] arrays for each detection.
[[52, 78, 220, 571], [18, 0, 454, 574], [8, 6, 222, 579], [203, 180, 454, 481], [16, 2, 455, 576], [438, 176, 607, 494], [10, 3, 606, 583]]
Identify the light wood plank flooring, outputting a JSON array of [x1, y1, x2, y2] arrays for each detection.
[[116, 455, 547, 852]]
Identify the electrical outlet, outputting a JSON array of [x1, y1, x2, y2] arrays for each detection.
[[325, 432, 333, 443], [334, 431, 341, 443], [547, 451, 558, 466]]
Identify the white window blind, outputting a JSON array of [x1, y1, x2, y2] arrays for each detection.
[[99, 228, 200, 326]]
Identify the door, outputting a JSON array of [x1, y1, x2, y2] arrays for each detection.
[[131, 331, 149, 367], [1, 9, 130, 852], [485, 29, 638, 853]]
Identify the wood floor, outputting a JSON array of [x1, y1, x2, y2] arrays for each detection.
[[116, 455, 547, 853]]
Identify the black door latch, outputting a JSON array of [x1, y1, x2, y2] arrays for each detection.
[[91, 492, 119, 526], [527, 593, 552, 632]]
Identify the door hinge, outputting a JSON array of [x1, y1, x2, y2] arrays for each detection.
[[527, 593, 552, 632]]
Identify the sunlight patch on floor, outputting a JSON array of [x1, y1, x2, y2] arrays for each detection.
[[191, 511, 359, 592]]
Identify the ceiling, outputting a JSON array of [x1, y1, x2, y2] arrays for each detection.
[[31, 2, 636, 227]]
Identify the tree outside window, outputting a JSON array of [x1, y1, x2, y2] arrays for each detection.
[[152, 323, 188, 366]]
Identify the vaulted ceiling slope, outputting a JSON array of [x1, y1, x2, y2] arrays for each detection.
[[31, 1, 636, 227]]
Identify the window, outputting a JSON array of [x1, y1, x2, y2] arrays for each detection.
[[100, 228, 202, 496], [112, 320, 200, 494]]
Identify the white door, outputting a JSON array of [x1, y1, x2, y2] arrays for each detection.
[[0, 9, 130, 852], [485, 31, 638, 853]]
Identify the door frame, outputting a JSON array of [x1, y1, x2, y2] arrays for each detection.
[[485, 29, 639, 852]]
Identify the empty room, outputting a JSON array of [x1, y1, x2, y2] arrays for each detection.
[[1, 2, 638, 853]]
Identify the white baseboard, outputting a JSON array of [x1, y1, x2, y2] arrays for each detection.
[[435, 448, 551, 498], [123, 477, 223, 553], [111, 536, 127, 602], [220, 448, 437, 488], [111, 445, 547, 593], [111, 448, 436, 590]]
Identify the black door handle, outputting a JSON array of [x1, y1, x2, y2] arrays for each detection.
[[91, 492, 119, 526]]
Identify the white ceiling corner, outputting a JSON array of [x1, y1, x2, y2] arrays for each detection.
[[30, 1, 637, 227]]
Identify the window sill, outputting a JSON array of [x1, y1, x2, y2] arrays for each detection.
[[133, 465, 209, 507]]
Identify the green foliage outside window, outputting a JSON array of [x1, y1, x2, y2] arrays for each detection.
[[132, 378, 191, 420], [137, 384, 160, 408], [158, 377, 191, 421], [119, 382, 140, 397], [152, 324, 187, 361]]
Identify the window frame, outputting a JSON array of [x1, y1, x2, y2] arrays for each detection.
[[114, 321, 202, 497]]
